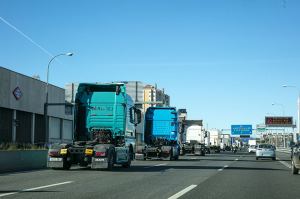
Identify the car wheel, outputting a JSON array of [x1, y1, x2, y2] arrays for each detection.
[[256, 157, 259, 160], [292, 160, 299, 175]]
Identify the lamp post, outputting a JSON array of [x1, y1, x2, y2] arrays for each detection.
[[282, 85, 300, 143], [271, 103, 285, 116], [45, 52, 73, 145]]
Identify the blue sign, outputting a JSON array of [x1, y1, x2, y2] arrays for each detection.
[[241, 138, 250, 143], [231, 125, 252, 135]]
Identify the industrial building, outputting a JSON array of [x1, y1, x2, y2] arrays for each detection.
[[0, 67, 73, 145]]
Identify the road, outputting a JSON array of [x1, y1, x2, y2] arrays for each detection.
[[0, 151, 298, 199]]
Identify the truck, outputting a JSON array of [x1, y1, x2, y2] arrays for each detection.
[[181, 123, 206, 156], [248, 139, 257, 147], [47, 83, 141, 170], [135, 107, 180, 160], [209, 129, 222, 153]]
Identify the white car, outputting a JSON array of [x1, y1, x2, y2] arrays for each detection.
[[248, 145, 257, 153], [256, 144, 276, 160]]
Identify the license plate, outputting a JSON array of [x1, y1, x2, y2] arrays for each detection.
[[94, 158, 105, 162], [49, 157, 63, 162]]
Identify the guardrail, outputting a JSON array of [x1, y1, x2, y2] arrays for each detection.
[[0, 150, 48, 173]]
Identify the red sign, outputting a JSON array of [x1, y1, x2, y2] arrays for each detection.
[[265, 116, 293, 127]]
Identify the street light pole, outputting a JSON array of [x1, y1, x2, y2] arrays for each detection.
[[282, 85, 300, 143], [45, 52, 73, 145]]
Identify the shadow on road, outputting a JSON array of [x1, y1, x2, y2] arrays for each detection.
[[110, 165, 286, 173]]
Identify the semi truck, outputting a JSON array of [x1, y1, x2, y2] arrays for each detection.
[[135, 107, 180, 160], [47, 83, 141, 170], [209, 129, 222, 153], [181, 122, 207, 156]]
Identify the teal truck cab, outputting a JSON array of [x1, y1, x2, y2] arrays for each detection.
[[47, 83, 141, 170]]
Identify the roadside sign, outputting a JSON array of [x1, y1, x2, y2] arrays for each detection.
[[265, 116, 295, 127], [240, 135, 250, 138], [241, 138, 250, 143], [256, 128, 266, 133], [231, 125, 252, 135]]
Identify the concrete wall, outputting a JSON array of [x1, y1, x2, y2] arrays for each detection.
[[0, 150, 48, 173], [0, 67, 72, 120]]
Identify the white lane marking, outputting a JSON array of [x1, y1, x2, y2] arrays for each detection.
[[0, 181, 73, 198], [168, 185, 197, 199], [218, 165, 229, 172], [279, 160, 292, 169], [155, 164, 167, 167], [144, 163, 167, 169]]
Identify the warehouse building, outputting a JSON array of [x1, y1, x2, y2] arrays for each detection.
[[0, 66, 73, 145]]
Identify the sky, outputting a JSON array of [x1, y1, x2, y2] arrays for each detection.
[[1, 0, 300, 130]]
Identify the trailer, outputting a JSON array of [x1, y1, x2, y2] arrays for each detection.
[[47, 83, 141, 170], [181, 122, 207, 156], [135, 107, 180, 160]]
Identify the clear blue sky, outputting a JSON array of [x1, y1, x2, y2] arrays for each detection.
[[1, 0, 300, 130]]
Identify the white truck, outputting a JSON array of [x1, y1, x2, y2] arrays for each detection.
[[181, 121, 207, 156], [209, 129, 222, 153]]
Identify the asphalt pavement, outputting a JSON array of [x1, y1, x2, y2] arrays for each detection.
[[0, 150, 298, 199]]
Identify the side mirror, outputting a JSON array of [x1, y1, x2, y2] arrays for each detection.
[[129, 107, 134, 123], [134, 108, 142, 125]]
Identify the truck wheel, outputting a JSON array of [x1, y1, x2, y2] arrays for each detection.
[[174, 154, 179, 161], [107, 149, 114, 171], [122, 153, 132, 168], [169, 149, 174, 161], [63, 159, 71, 170], [292, 160, 299, 175]]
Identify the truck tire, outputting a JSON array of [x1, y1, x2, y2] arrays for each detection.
[[63, 159, 71, 170], [169, 149, 174, 161], [122, 158, 131, 168], [107, 148, 114, 171], [122, 153, 132, 168], [174, 154, 179, 161], [292, 160, 299, 175]]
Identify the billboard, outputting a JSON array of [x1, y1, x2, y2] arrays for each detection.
[[231, 125, 252, 135], [265, 117, 294, 127]]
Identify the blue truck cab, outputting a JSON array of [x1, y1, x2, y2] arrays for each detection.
[[136, 107, 180, 160], [47, 83, 141, 170]]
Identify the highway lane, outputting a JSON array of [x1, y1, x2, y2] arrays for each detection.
[[182, 151, 298, 199], [0, 151, 296, 199]]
